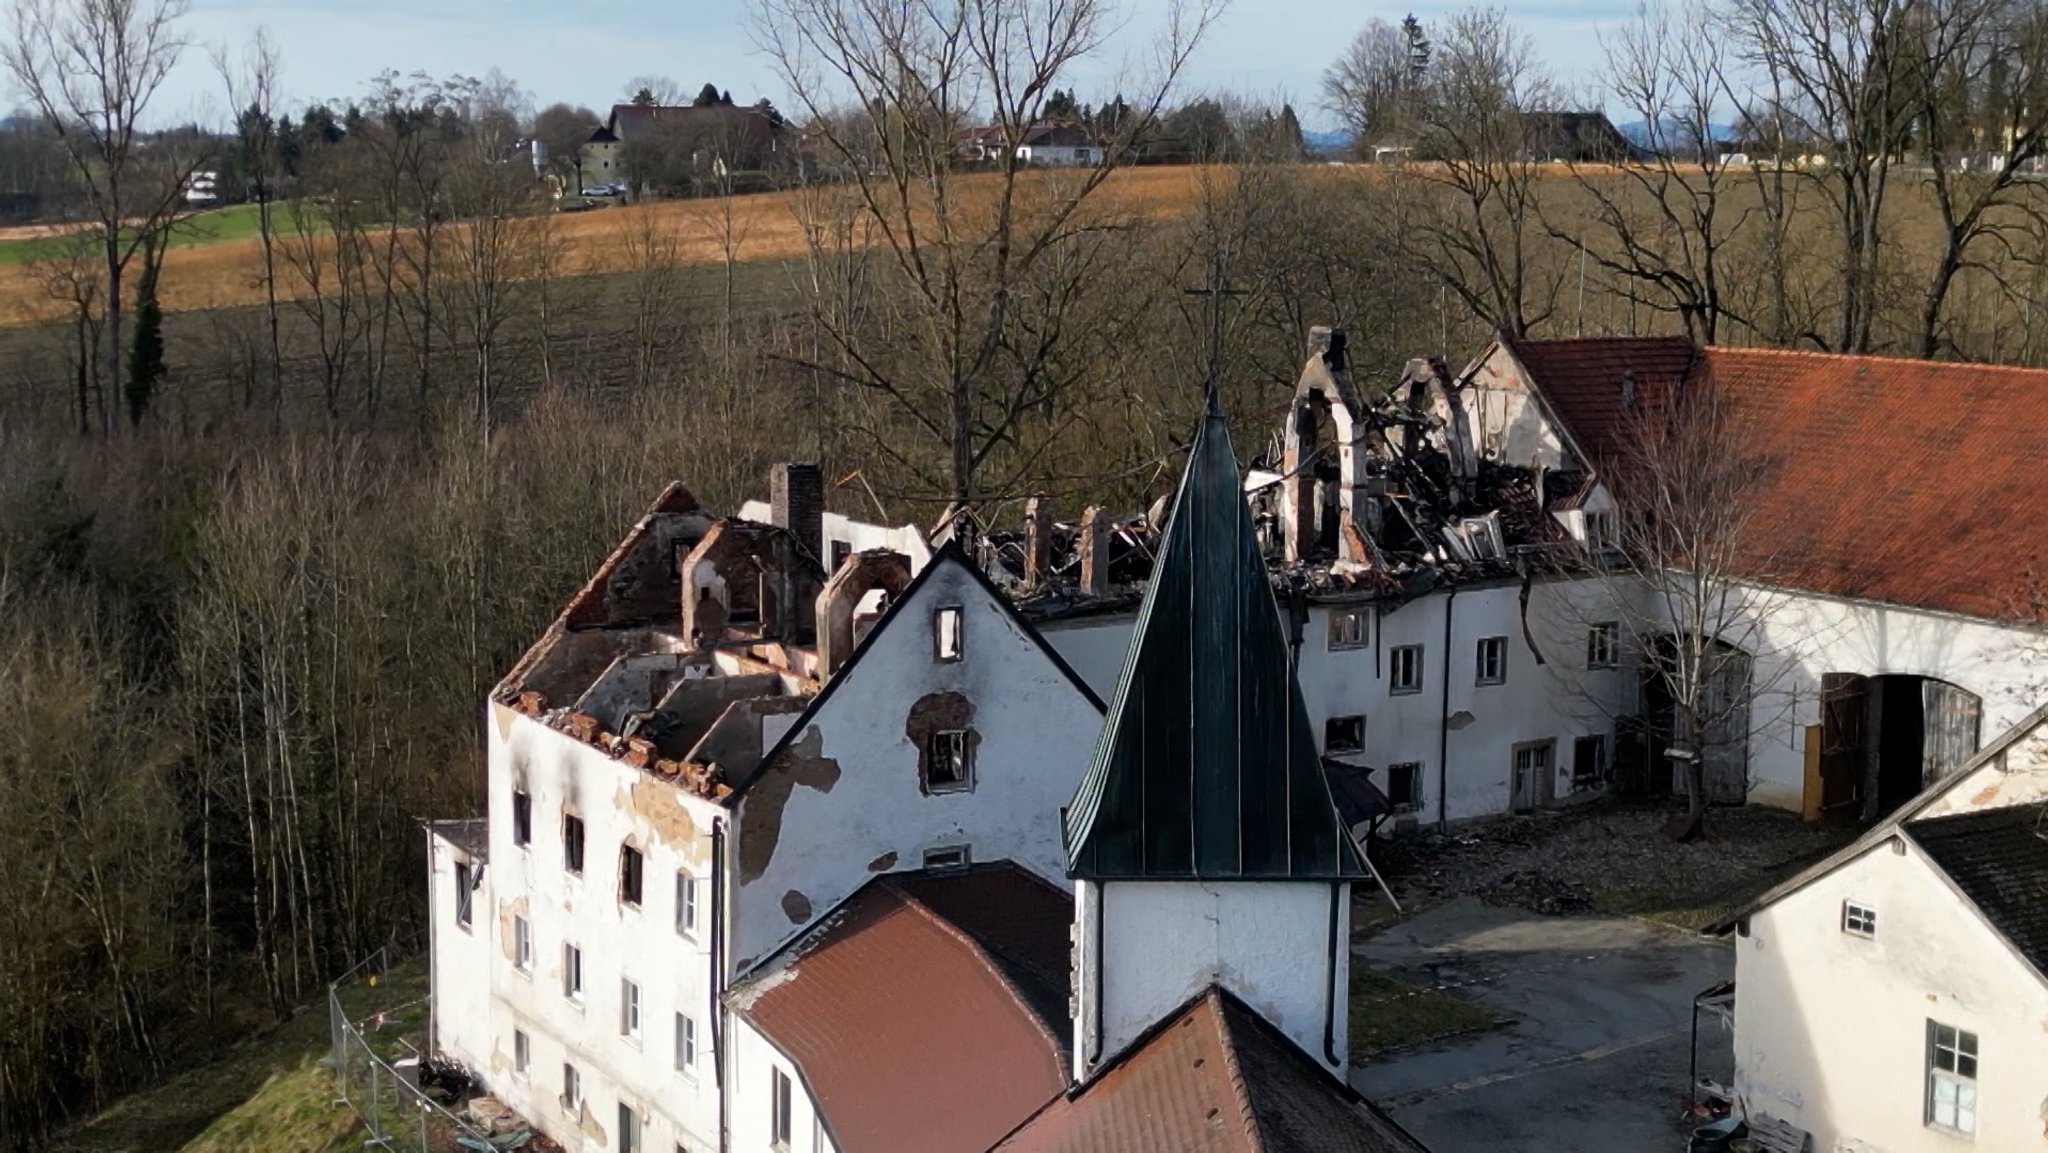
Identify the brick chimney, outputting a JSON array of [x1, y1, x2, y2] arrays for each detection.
[[770, 463, 824, 567], [1023, 495, 1052, 589], [1079, 507, 1110, 597]]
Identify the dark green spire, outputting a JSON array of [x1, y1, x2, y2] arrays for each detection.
[[1064, 407, 1366, 881]]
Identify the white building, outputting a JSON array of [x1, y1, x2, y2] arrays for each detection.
[[427, 450, 1428, 1153], [1708, 703, 2048, 1150]]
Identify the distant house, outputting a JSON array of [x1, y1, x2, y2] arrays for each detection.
[[959, 121, 1103, 167], [579, 103, 787, 192], [1520, 111, 1637, 163], [1708, 704, 2048, 1152]]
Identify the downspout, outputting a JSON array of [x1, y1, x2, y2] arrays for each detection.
[[711, 816, 729, 1153], [1437, 585, 1458, 830], [1322, 883, 1343, 1067]]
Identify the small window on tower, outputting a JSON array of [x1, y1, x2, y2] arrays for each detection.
[[923, 730, 973, 794], [934, 607, 964, 662]]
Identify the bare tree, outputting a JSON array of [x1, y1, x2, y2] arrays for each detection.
[[755, 0, 1221, 504], [3, 0, 201, 436], [214, 29, 286, 412], [1321, 15, 1429, 155]]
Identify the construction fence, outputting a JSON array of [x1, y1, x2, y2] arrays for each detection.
[[328, 947, 502, 1151]]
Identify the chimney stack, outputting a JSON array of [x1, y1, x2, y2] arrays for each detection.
[[1079, 507, 1110, 597], [1023, 495, 1052, 589], [770, 463, 824, 569]]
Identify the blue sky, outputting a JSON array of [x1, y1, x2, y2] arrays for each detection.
[[165, 0, 1627, 132]]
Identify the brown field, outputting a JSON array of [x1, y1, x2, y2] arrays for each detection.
[[0, 165, 1219, 328]]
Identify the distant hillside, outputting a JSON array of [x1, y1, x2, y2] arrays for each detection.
[[1615, 117, 1739, 153], [1302, 128, 1353, 157]]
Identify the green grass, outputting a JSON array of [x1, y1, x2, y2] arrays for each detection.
[[0, 202, 316, 264], [1349, 966, 1507, 1061], [49, 959, 424, 1153]]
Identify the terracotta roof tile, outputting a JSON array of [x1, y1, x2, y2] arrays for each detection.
[[1512, 340, 2048, 623], [993, 988, 1429, 1153], [730, 864, 1072, 1153]]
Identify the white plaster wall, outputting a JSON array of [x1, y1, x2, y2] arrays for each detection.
[[1087, 881, 1349, 1077], [735, 502, 928, 567], [1036, 614, 1137, 697], [728, 1017, 835, 1153], [1734, 844, 2048, 1152], [428, 831, 493, 1072], [1462, 345, 1574, 469], [729, 557, 1101, 970], [468, 702, 728, 1152]]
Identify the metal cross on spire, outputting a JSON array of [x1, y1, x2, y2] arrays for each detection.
[[1184, 251, 1246, 416]]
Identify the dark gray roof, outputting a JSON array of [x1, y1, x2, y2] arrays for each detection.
[[1907, 800, 2048, 978], [1063, 402, 1366, 881]]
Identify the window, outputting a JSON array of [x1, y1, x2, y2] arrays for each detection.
[[1585, 511, 1617, 552], [1328, 608, 1368, 650], [621, 978, 641, 1039], [1926, 1021, 1978, 1134], [676, 1012, 698, 1073], [564, 944, 584, 1002], [1842, 900, 1878, 937], [771, 1068, 795, 1148], [1386, 763, 1421, 813], [923, 730, 973, 794], [1587, 624, 1618, 669], [512, 790, 532, 846], [1475, 637, 1507, 686], [923, 844, 970, 870], [563, 814, 585, 875], [1389, 645, 1424, 695], [1324, 715, 1365, 754], [515, 915, 533, 972], [453, 861, 474, 929], [619, 1103, 640, 1153], [1572, 735, 1606, 790], [934, 607, 963, 661], [676, 872, 699, 937], [562, 1063, 581, 1112], [830, 540, 852, 573], [514, 1028, 530, 1078], [620, 845, 644, 906]]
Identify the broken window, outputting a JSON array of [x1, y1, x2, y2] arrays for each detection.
[[620, 845, 644, 907], [1389, 645, 1424, 695], [515, 915, 533, 972], [830, 539, 852, 573], [676, 872, 699, 938], [1842, 900, 1877, 938], [1386, 763, 1421, 812], [563, 814, 585, 875], [923, 730, 973, 793], [564, 944, 584, 1002], [562, 1062, 581, 1112], [923, 844, 970, 870], [1328, 608, 1369, 650], [1324, 715, 1365, 753], [513, 1028, 529, 1077], [454, 861, 474, 929], [621, 977, 641, 1039], [934, 606, 964, 662], [1476, 637, 1508, 686], [1572, 735, 1606, 790], [771, 1068, 795, 1148], [512, 790, 532, 847], [1586, 624, 1619, 669], [1926, 1021, 1978, 1134], [676, 1012, 698, 1072]]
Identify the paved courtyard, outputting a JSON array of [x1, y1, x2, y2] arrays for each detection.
[[1350, 897, 1734, 1151]]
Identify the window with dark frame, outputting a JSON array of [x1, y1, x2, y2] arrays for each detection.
[[1324, 716, 1365, 754], [1328, 608, 1369, 650], [934, 607, 963, 662], [1843, 900, 1877, 937], [1926, 1021, 1978, 1134], [1386, 763, 1421, 812], [563, 814, 585, 875], [1475, 636, 1507, 686], [923, 845, 970, 870], [512, 790, 532, 846], [1390, 645, 1424, 695], [923, 730, 973, 793], [454, 861, 474, 928], [1587, 624, 1618, 669], [619, 845, 643, 906], [771, 1067, 795, 1148]]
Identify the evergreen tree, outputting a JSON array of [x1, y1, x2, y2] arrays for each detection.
[[720, 89, 734, 105], [631, 87, 657, 106], [125, 235, 166, 427], [694, 83, 721, 107], [1046, 87, 1079, 119]]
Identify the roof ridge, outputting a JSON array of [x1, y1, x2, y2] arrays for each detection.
[[1705, 343, 2048, 375], [1204, 987, 1265, 1151]]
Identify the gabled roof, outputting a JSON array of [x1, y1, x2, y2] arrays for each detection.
[[724, 540, 1105, 803], [991, 986, 1429, 1153], [1496, 335, 1699, 466], [728, 864, 1072, 1153], [1064, 404, 1366, 881], [1905, 800, 2048, 980]]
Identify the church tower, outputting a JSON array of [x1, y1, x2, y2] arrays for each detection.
[[1066, 393, 1367, 1082]]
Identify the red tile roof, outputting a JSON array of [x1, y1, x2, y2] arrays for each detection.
[[730, 864, 1073, 1153], [992, 987, 1428, 1153], [1510, 339, 2048, 624]]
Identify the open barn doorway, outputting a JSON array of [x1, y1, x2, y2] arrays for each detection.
[[1818, 674, 1981, 820]]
